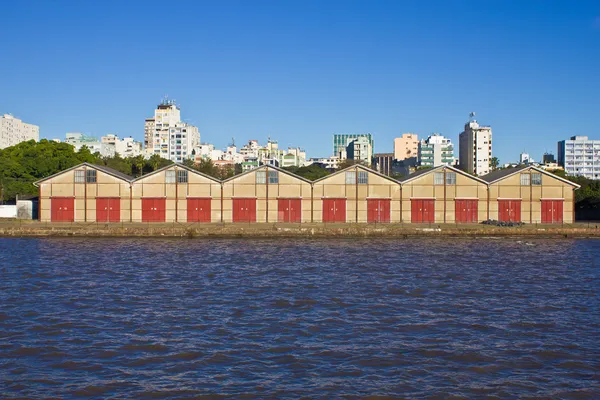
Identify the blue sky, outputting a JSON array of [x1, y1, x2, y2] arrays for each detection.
[[1, 0, 599, 162]]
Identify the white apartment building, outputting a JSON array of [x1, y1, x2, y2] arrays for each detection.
[[418, 133, 455, 167], [520, 152, 534, 164], [0, 114, 39, 149], [65, 132, 115, 157], [459, 120, 492, 176], [307, 156, 340, 169], [346, 136, 373, 165], [144, 98, 200, 163], [558, 136, 600, 179], [101, 134, 143, 158]]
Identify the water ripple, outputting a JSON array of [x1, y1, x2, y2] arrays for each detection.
[[0, 237, 599, 398]]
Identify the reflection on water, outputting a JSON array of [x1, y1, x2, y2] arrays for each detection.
[[0, 237, 599, 397]]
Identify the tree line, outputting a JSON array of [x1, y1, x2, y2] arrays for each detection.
[[0, 140, 334, 201], [2, 140, 599, 219]]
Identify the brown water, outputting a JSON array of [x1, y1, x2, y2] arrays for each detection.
[[0, 237, 599, 398]]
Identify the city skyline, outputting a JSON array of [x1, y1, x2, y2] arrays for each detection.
[[1, 1, 599, 161]]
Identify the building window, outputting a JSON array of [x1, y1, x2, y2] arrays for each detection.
[[178, 170, 188, 183], [446, 172, 456, 185], [345, 171, 356, 184], [75, 170, 85, 183], [86, 169, 97, 183], [531, 173, 542, 185], [256, 171, 266, 184], [269, 170, 278, 184], [520, 173, 530, 186], [166, 170, 176, 183], [357, 171, 368, 184], [434, 172, 444, 185]]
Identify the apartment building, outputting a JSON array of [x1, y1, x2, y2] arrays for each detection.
[[346, 136, 373, 165], [144, 98, 200, 163], [458, 120, 492, 176], [418, 134, 455, 167], [393, 133, 419, 164], [333, 134, 373, 159], [558, 136, 600, 179], [101, 134, 143, 158], [0, 114, 39, 149]]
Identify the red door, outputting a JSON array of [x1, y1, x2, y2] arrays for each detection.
[[96, 197, 120, 223], [411, 199, 435, 223], [278, 198, 301, 223], [541, 200, 563, 224], [455, 199, 478, 223], [367, 199, 390, 223], [51, 197, 75, 222], [142, 198, 166, 222], [187, 198, 211, 222], [233, 198, 256, 222], [498, 200, 521, 222], [322, 198, 346, 223]]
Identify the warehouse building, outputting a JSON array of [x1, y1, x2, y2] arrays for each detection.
[[222, 165, 312, 223], [32, 162, 579, 224], [131, 164, 221, 223], [482, 165, 579, 223], [400, 165, 488, 223], [312, 165, 401, 223], [35, 163, 132, 222]]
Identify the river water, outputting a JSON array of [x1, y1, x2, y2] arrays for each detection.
[[0, 237, 598, 398]]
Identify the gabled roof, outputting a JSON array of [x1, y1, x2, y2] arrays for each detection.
[[480, 165, 580, 188], [222, 164, 313, 184], [313, 163, 400, 184], [479, 165, 529, 183], [131, 162, 221, 183], [399, 165, 488, 185], [93, 163, 134, 181], [33, 162, 133, 186]]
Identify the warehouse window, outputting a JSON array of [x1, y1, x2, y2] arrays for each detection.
[[269, 170, 279, 184], [357, 171, 368, 184], [531, 173, 542, 185], [434, 172, 444, 185], [520, 174, 530, 186], [166, 170, 176, 183], [256, 171, 266, 184], [74, 170, 85, 183], [177, 170, 188, 183], [86, 169, 97, 183], [345, 171, 356, 184], [446, 172, 456, 185]]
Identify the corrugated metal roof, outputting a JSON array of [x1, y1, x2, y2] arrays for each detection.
[[479, 165, 530, 183], [398, 167, 441, 183], [92, 163, 134, 181]]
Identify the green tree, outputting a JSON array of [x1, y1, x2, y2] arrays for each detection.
[[283, 164, 331, 181], [490, 157, 500, 170], [148, 154, 163, 171], [131, 155, 146, 177]]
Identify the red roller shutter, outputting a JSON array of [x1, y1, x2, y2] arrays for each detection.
[[142, 198, 166, 222], [411, 199, 435, 223], [96, 197, 120, 223], [541, 200, 563, 224], [51, 197, 75, 222], [278, 198, 301, 223], [455, 199, 478, 223], [233, 198, 256, 223], [498, 200, 521, 222], [188, 198, 211, 223], [322, 198, 346, 223], [367, 199, 390, 223]]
